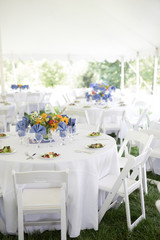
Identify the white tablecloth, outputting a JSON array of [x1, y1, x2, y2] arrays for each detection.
[[0, 131, 119, 237]]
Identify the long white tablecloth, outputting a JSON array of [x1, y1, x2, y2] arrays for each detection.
[[0, 131, 119, 237]]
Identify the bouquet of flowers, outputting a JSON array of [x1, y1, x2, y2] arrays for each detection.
[[25, 111, 69, 134], [11, 84, 29, 90]]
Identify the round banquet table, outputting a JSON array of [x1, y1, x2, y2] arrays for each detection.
[[0, 102, 16, 128], [0, 130, 119, 238]]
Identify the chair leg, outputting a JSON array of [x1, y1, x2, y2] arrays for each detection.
[[140, 181, 145, 219], [124, 192, 132, 230], [61, 201, 66, 240], [18, 208, 24, 240], [142, 164, 148, 194]]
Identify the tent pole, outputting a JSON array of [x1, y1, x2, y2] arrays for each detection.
[[0, 28, 5, 100], [153, 48, 159, 95], [136, 52, 140, 94], [120, 57, 124, 92]]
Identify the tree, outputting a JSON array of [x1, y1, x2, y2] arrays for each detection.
[[39, 61, 66, 87]]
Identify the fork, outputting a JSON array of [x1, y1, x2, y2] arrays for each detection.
[[25, 152, 36, 160]]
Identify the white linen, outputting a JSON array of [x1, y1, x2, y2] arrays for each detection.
[[0, 131, 119, 237]]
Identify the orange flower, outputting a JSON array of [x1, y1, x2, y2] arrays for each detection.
[[41, 113, 48, 119], [57, 114, 63, 119], [36, 118, 41, 124], [48, 119, 54, 126]]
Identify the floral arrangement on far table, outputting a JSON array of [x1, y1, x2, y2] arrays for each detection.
[[86, 83, 116, 102], [11, 84, 29, 90]]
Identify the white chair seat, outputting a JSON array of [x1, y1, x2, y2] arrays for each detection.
[[22, 188, 61, 211], [119, 157, 128, 168], [99, 174, 138, 196], [13, 170, 68, 240]]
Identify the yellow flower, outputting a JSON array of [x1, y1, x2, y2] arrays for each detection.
[[51, 122, 58, 131], [36, 118, 41, 124], [62, 116, 69, 125], [41, 113, 48, 119]]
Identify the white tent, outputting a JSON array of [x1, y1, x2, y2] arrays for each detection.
[[0, 0, 160, 61]]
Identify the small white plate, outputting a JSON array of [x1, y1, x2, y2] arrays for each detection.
[[87, 134, 101, 138], [39, 153, 60, 159], [0, 148, 16, 155], [86, 143, 105, 149], [0, 134, 8, 139]]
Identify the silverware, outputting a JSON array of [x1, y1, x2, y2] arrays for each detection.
[[25, 152, 36, 160]]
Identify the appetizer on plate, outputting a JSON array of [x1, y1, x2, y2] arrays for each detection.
[[41, 152, 60, 158], [88, 143, 104, 149], [0, 133, 6, 137], [88, 132, 101, 137], [0, 146, 12, 153]]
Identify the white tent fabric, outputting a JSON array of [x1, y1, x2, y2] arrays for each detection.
[[0, 0, 160, 61]]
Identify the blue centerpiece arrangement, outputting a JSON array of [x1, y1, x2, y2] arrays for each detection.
[[86, 83, 116, 102]]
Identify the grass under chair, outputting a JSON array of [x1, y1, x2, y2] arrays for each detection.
[[0, 144, 160, 240]]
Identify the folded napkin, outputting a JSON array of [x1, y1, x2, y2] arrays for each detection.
[[16, 121, 26, 132], [11, 84, 18, 90], [68, 118, 76, 127], [57, 121, 67, 132], [30, 124, 46, 135], [102, 94, 109, 102], [86, 92, 91, 101], [110, 86, 116, 91], [68, 118, 76, 133], [92, 94, 101, 101], [22, 116, 29, 128]]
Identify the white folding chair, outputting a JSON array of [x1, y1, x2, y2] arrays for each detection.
[[64, 109, 88, 124], [0, 109, 8, 132], [85, 108, 103, 132], [98, 148, 151, 231], [100, 109, 125, 145], [143, 124, 160, 175], [118, 130, 153, 194], [125, 108, 148, 131], [12, 169, 68, 240], [26, 92, 41, 114]]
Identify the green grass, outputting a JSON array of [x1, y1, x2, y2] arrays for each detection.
[[0, 145, 160, 240]]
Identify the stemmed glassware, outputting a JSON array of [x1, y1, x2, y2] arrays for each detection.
[[59, 130, 67, 145], [18, 130, 25, 144], [35, 133, 43, 148]]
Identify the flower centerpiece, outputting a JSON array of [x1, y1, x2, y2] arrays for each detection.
[[25, 111, 69, 135], [11, 84, 29, 90], [86, 83, 116, 102]]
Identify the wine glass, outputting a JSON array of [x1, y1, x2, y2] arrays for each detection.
[[47, 129, 53, 147], [18, 130, 25, 144], [59, 130, 67, 145], [35, 133, 43, 148]]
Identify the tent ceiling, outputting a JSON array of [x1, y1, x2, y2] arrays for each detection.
[[0, 0, 160, 61]]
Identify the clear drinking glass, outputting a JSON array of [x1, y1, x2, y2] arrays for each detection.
[[35, 133, 43, 148]]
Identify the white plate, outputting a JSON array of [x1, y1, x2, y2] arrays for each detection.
[[0, 134, 8, 139], [86, 143, 105, 149], [87, 134, 101, 138], [39, 153, 60, 160], [0, 148, 16, 155]]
